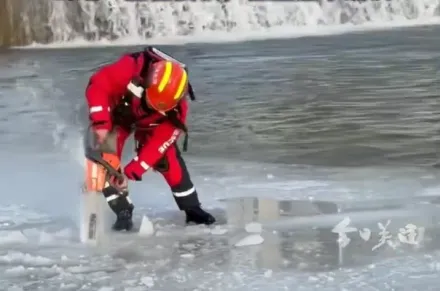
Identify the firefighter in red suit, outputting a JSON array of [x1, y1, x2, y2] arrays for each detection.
[[85, 47, 215, 231]]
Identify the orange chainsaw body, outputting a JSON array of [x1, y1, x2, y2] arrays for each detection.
[[84, 152, 121, 193]]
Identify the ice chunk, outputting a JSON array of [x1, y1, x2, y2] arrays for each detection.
[[155, 230, 170, 237], [138, 216, 154, 237], [245, 222, 262, 233], [264, 269, 273, 278], [0, 252, 54, 267], [180, 253, 195, 259], [5, 266, 26, 276], [60, 283, 78, 290], [234, 234, 264, 247], [140, 276, 154, 287]]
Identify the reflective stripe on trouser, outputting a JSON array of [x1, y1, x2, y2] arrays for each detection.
[[102, 182, 133, 215], [153, 144, 200, 210]]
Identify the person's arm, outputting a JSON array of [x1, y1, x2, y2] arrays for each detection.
[[85, 55, 137, 130], [123, 100, 188, 180]]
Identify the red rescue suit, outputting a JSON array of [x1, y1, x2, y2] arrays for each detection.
[[85, 48, 199, 210]]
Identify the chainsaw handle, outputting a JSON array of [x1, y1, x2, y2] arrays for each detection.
[[83, 126, 124, 181]]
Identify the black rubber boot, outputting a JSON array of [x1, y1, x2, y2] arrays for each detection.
[[103, 186, 134, 231], [185, 206, 216, 225], [112, 204, 134, 231]]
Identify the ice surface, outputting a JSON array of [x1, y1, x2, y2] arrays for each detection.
[[2, 191, 440, 291], [264, 269, 273, 278], [140, 276, 155, 288], [1, 154, 440, 290], [210, 226, 229, 235], [0, 231, 28, 245]]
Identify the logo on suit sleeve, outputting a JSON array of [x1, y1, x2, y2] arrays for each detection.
[[158, 129, 180, 154]]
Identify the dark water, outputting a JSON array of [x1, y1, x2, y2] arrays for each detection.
[[2, 25, 440, 167]]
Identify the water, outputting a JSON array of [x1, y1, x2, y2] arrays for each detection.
[[1, 23, 440, 291], [7, 26, 440, 166]]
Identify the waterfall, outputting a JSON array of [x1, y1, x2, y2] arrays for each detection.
[[1, 0, 439, 47]]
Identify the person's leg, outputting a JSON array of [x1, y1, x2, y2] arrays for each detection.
[[154, 145, 215, 225], [101, 126, 134, 231]]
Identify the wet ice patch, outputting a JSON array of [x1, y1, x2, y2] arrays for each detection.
[[0, 231, 28, 245], [210, 225, 228, 235], [234, 234, 264, 247], [4, 265, 62, 279], [5, 266, 27, 277], [66, 265, 122, 274], [238, 180, 328, 191], [0, 205, 51, 228], [0, 228, 74, 246], [140, 276, 155, 287], [184, 225, 212, 236], [0, 252, 54, 267], [60, 283, 78, 290], [36, 228, 75, 244], [0, 204, 75, 248]]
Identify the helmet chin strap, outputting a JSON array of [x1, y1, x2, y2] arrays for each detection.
[[132, 86, 166, 116]]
